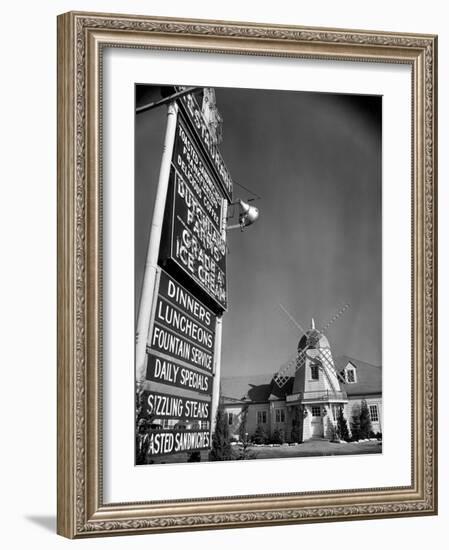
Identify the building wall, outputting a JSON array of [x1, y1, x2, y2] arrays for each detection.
[[246, 403, 271, 437], [269, 401, 287, 436], [345, 396, 382, 435], [224, 401, 290, 441], [223, 403, 270, 440], [224, 396, 382, 442], [302, 404, 332, 439], [224, 406, 245, 439]]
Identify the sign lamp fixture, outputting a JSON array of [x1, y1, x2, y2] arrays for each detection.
[[227, 199, 260, 231]]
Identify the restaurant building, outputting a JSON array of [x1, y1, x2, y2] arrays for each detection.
[[221, 324, 382, 442]]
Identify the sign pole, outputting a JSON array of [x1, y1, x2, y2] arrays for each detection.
[[211, 199, 228, 431], [136, 101, 178, 383], [211, 317, 223, 431]]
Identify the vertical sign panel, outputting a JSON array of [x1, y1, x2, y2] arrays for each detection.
[[147, 269, 217, 374], [141, 88, 233, 462], [141, 390, 211, 422], [146, 352, 213, 395], [176, 88, 233, 202], [170, 172, 227, 310], [143, 430, 211, 458], [172, 118, 223, 230]]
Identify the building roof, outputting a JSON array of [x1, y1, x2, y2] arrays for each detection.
[[221, 355, 381, 404], [221, 373, 293, 404], [334, 355, 382, 396]]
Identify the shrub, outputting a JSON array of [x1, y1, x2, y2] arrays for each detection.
[[135, 383, 155, 465], [252, 424, 268, 445], [209, 406, 232, 461], [271, 428, 285, 444], [291, 406, 302, 443], [359, 399, 372, 439], [350, 403, 361, 441], [326, 418, 339, 442], [336, 406, 350, 442], [235, 437, 256, 460], [238, 404, 249, 443], [187, 451, 201, 462]]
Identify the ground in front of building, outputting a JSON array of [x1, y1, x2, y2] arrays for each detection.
[[153, 439, 381, 464], [234, 439, 382, 460]]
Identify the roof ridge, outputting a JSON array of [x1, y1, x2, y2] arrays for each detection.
[[336, 354, 381, 369], [221, 373, 276, 380]]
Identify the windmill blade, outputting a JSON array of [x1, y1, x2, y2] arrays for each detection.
[[274, 304, 349, 389], [279, 304, 306, 335], [273, 324, 326, 388], [320, 303, 350, 334], [273, 351, 301, 388], [274, 304, 311, 387], [317, 346, 347, 385], [273, 346, 309, 388], [312, 354, 340, 394], [273, 372, 290, 389]]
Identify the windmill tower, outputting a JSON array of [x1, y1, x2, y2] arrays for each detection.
[[275, 306, 349, 441]]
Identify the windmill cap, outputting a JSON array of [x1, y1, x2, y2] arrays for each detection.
[[297, 328, 330, 351]]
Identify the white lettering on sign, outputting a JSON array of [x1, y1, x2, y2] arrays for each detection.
[[148, 432, 175, 456], [150, 325, 213, 371], [179, 93, 233, 200], [175, 123, 222, 228], [174, 226, 226, 307], [156, 298, 214, 349], [146, 392, 210, 420], [166, 278, 212, 327], [151, 325, 191, 360], [174, 430, 210, 452], [176, 176, 225, 261], [154, 357, 179, 383], [179, 366, 210, 392], [147, 393, 184, 418], [147, 430, 211, 457], [151, 357, 210, 393]]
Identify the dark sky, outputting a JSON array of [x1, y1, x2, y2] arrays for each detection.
[[135, 86, 382, 379]]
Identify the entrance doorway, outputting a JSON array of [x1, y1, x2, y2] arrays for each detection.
[[310, 405, 323, 437]]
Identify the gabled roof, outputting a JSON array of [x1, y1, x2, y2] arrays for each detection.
[[220, 355, 381, 404], [334, 355, 382, 395], [221, 373, 293, 404]]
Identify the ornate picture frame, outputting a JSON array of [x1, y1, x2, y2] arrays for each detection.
[[57, 11, 437, 538]]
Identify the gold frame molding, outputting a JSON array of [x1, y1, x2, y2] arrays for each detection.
[[57, 11, 438, 538]]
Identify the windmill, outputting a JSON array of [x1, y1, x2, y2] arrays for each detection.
[[273, 304, 350, 390]]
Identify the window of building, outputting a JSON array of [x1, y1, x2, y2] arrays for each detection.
[[345, 364, 357, 383], [275, 408, 285, 423], [311, 406, 321, 417], [257, 410, 267, 424], [369, 404, 379, 422], [310, 364, 319, 380], [227, 412, 233, 425]]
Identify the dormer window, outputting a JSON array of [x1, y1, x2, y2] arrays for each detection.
[[345, 364, 357, 384]]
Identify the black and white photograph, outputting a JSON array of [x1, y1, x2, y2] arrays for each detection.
[[1, 0, 442, 544], [135, 84, 382, 465]]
